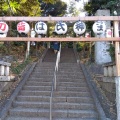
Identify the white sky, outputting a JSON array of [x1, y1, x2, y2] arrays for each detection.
[[61, 0, 89, 8], [61, 0, 89, 17]]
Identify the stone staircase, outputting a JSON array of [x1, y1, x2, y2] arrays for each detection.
[[60, 48, 76, 63], [4, 48, 100, 120], [5, 62, 55, 120], [53, 63, 99, 119], [43, 48, 56, 62]]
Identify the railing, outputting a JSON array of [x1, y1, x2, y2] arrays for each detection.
[[0, 61, 11, 81], [103, 62, 116, 77], [50, 42, 61, 120]]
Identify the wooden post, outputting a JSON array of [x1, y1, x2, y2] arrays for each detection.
[[26, 41, 30, 59], [114, 21, 120, 120]]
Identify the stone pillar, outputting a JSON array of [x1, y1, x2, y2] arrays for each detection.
[[95, 10, 112, 64], [0, 65, 4, 76]]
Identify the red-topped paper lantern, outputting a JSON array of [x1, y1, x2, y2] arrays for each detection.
[[0, 21, 9, 33], [17, 21, 30, 34]]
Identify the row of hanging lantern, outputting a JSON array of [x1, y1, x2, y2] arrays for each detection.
[[0, 20, 107, 38]]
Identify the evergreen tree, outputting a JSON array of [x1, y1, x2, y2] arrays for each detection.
[[39, 0, 67, 16], [84, 0, 119, 16]]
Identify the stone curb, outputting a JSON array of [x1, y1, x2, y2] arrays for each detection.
[[39, 49, 48, 63], [0, 62, 37, 120], [80, 63, 108, 120]]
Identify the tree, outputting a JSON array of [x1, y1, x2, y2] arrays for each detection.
[[39, 0, 67, 16], [1, 0, 40, 16], [84, 0, 119, 16], [67, 1, 80, 17]]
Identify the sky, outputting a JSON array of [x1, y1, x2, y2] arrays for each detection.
[[61, 0, 89, 17], [61, 0, 89, 8]]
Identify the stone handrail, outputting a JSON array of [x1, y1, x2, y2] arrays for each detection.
[[0, 61, 11, 81], [103, 62, 116, 77]]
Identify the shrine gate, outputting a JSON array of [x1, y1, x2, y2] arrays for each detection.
[[0, 16, 120, 120]]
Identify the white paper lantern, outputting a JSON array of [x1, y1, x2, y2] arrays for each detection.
[[0, 33, 7, 38], [35, 21, 47, 35], [92, 21, 106, 35], [17, 21, 30, 34], [55, 22, 67, 34], [73, 21, 86, 35], [0, 21, 9, 34]]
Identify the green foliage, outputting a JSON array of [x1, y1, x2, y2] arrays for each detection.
[[13, 42, 26, 46], [76, 42, 85, 52], [107, 43, 115, 62], [0, 44, 9, 54], [2, 1, 20, 14], [18, 0, 41, 16], [11, 58, 31, 75], [1, 0, 41, 16], [84, 0, 118, 16], [42, 0, 55, 4], [40, 0, 67, 16], [67, 1, 80, 16]]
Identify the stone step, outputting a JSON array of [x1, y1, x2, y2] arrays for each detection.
[[23, 86, 51, 91], [13, 101, 95, 110], [9, 108, 49, 117], [59, 63, 79, 66], [16, 96, 50, 102], [54, 118, 98, 120], [26, 81, 87, 87], [53, 91, 91, 97], [56, 78, 85, 82], [56, 82, 88, 87], [30, 74, 53, 78], [31, 72, 84, 76], [56, 75, 85, 79], [6, 117, 49, 120], [34, 66, 54, 69], [57, 71, 83, 74], [13, 101, 50, 109], [6, 117, 98, 120], [32, 71, 54, 75], [59, 64, 79, 67], [20, 90, 90, 97], [56, 86, 89, 92], [37, 63, 55, 66], [28, 78, 52, 82], [52, 109, 98, 118], [23, 86, 89, 92], [28, 77, 85, 82], [20, 90, 51, 96], [9, 108, 98, 118], [53, 102, 95, 110], [34, 68, 54, 71], [16, 96, 94, 104], [26, 81, 52, 86], [58, 69, 82, 72], [66, 97, 94, 103]]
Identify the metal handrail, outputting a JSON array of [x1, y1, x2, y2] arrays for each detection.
[[50, 42, 61, 120]]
